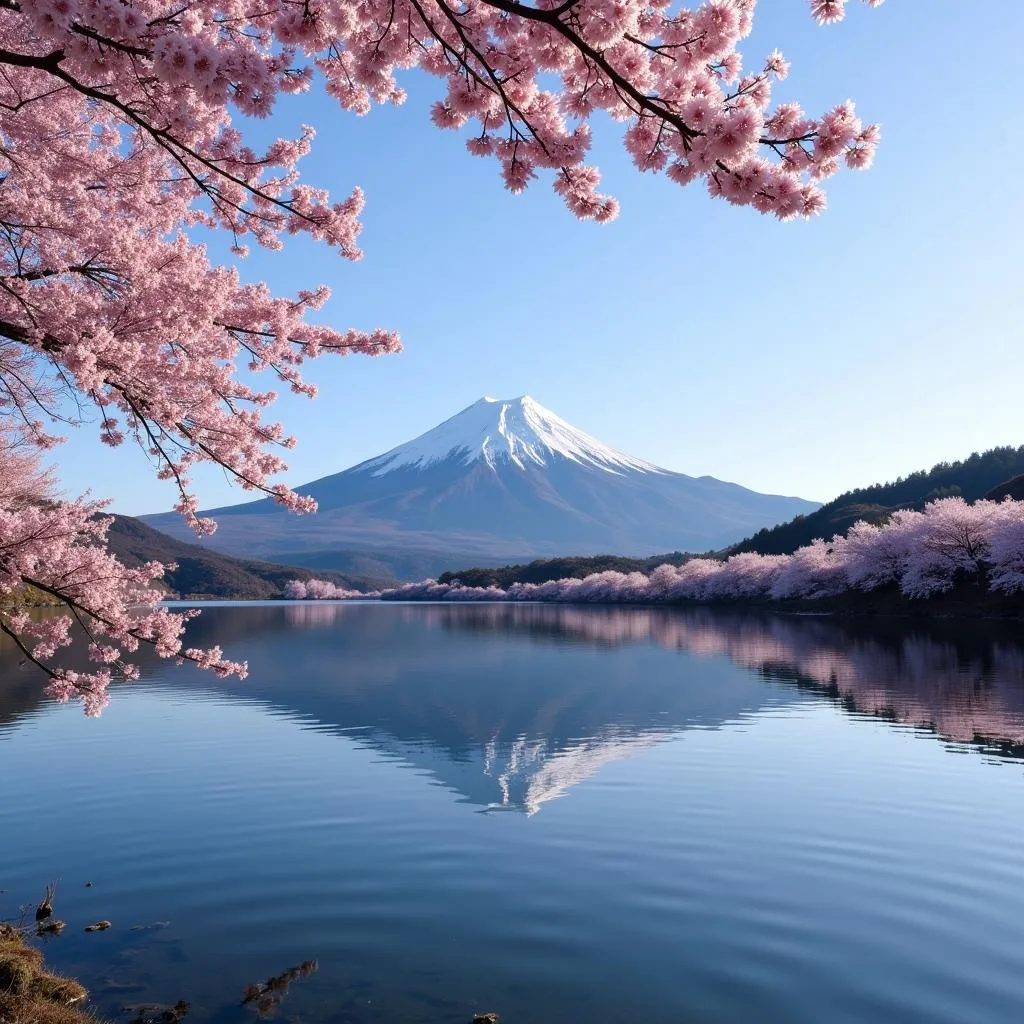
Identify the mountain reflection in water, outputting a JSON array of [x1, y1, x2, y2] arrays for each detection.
[[4, 603, 1023, 815]]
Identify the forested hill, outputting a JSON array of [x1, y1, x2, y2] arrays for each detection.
[[732, 446, 1024, 557], [437, 552, 694, 589], [106, 515, 389, 598]]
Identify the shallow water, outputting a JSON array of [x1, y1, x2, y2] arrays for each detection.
[[3, 603, 1024, 1023]]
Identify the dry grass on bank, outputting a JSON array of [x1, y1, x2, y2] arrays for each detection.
[[0, 923, 100, 1024]]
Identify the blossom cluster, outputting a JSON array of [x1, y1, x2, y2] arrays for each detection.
[[290, 497, 1024, 607], [282, 579, 374, 599]]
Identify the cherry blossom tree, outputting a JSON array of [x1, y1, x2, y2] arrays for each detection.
[[707, 551, 787, 598], [0, 419, 55, 511], [770, 536, 848, 599], [990, 517, 1024, 595], [900, 497, 997, 598], [1, 0, 882, 709], [0, 433, 244, 714], [282, 580, 309, 599], [842, 510, 921, 591], [305, 578, 369, 598]]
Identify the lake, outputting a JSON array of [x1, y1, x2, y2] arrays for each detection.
[[3, 602, 1024, 1023]]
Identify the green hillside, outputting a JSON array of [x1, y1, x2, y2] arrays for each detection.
[[106, 515, 391, 598], [732, 445, 1024, 556]]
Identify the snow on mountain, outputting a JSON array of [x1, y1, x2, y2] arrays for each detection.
[[142, 394, 820, 576], [366, 395, 661, 477]]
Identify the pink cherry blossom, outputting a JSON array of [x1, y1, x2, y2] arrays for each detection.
[[843, 510, 922, 591], [769, 536, 849, 599], [900, 497, 997, 598], [0, 438, 246, 715], [990, 515, 1024, 595]]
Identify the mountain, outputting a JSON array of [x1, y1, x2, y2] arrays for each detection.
[[105, 515, 389, 598], [143, 396, 818, 574], [732, 445, 1024, 557]]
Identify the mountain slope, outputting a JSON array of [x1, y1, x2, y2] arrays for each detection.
[[732, 445, 1024, 556], [143, 395, 819, 571], [106, 515, 389, 597]]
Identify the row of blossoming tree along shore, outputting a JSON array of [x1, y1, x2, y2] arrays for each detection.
[[285, 497, 1024, 604]]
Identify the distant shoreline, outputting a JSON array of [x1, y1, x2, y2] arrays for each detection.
[[162, 588, 1024, 621]]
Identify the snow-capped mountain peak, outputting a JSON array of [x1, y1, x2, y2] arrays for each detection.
[[366, 395, 662, 477], [142, 392, 821, 570]]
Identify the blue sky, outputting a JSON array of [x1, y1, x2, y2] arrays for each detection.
[[51, 0, 1024, 512]]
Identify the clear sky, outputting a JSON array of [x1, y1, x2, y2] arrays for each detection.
[[49, 0, 1024, 513]]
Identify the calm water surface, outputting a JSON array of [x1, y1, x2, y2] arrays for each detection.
[[3, 603, 1024, 1023]]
